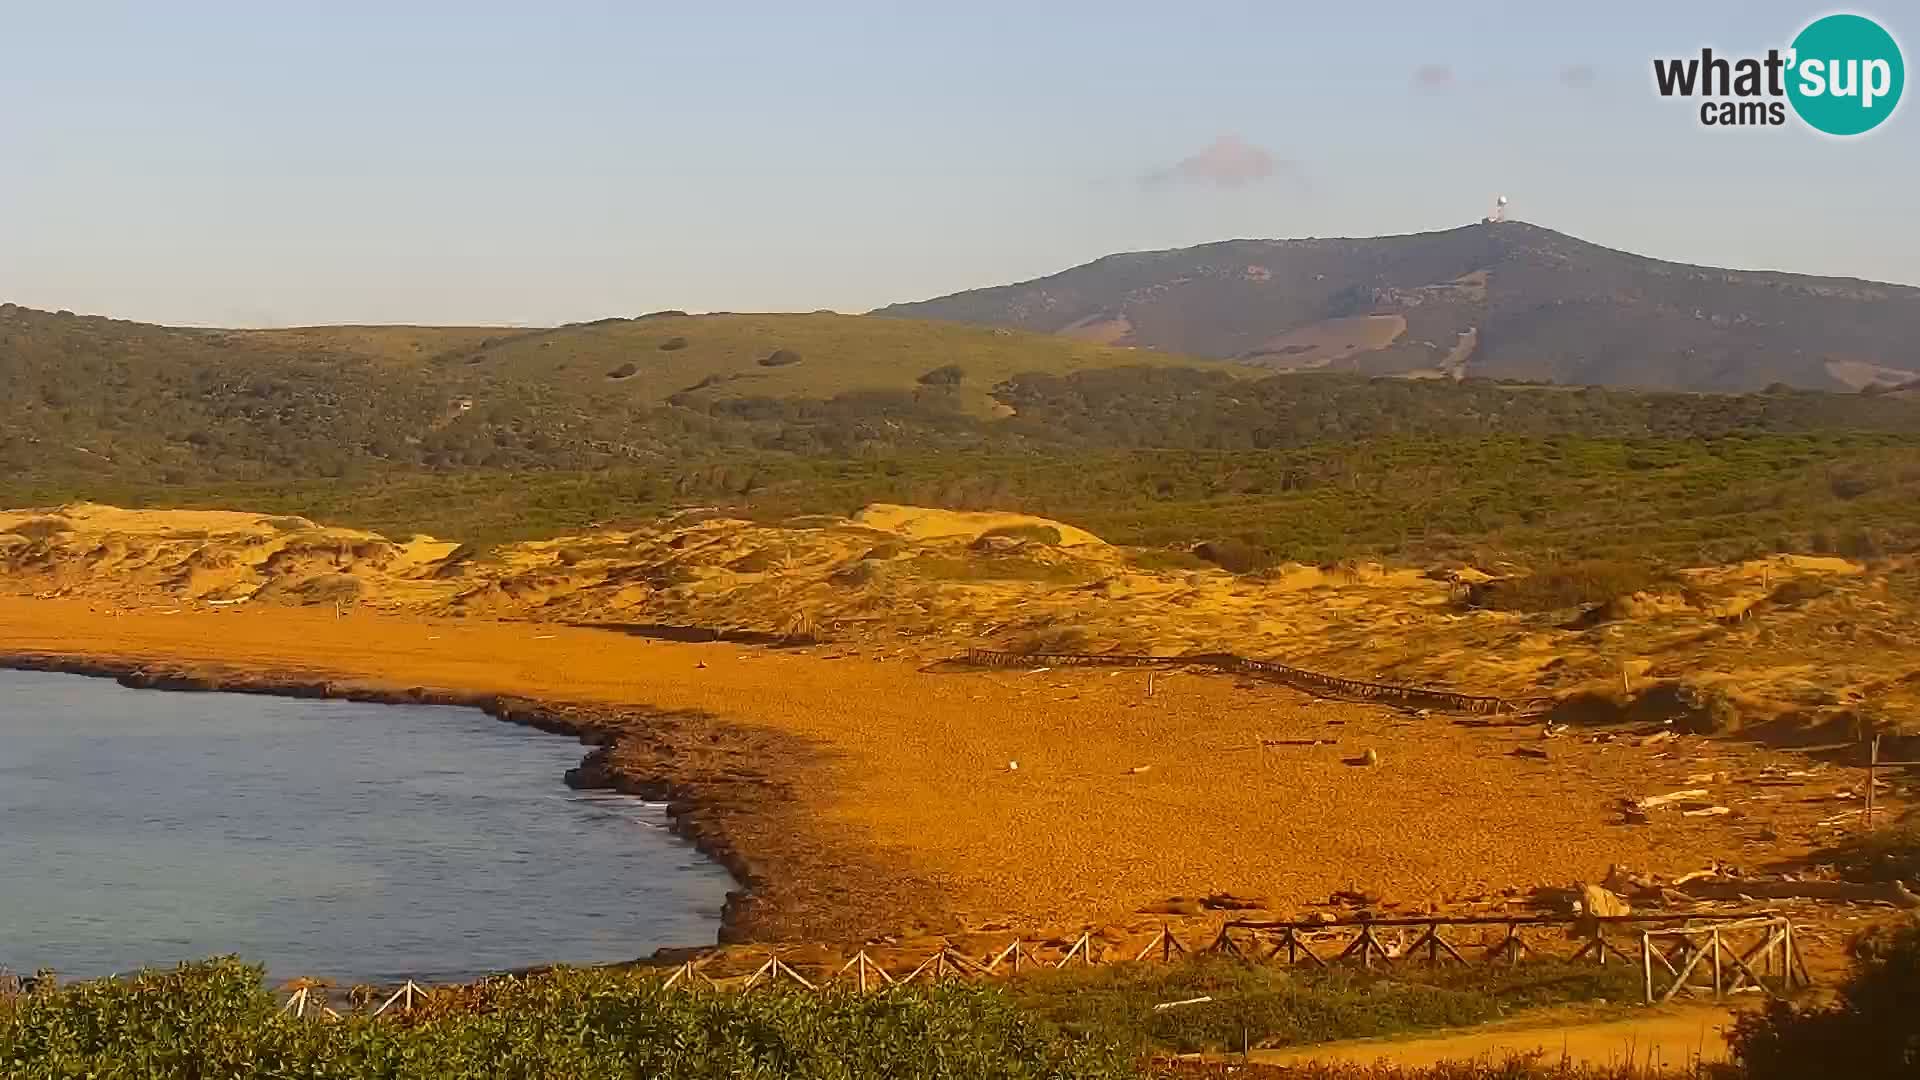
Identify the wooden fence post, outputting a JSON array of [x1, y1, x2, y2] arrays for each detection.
[[1712, 929, 1724, 999], [1642, 931, 1654, 1005], [1054, 932, 1094, 969], [664, 959, 718, 991], [986, 939, 1028, 974], [1134, 925, 1187, 963], [1206, 925, 1247, 961], [744, 954, 815, 991], [374, 980, 427, 1016], [1660, 940, 1711, 1004], [1866, 734, 1879, 831], [837, 951, 894, 992]]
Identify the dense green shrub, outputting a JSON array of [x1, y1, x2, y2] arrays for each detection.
[[1838, 526, 1891, 558], [1765, 577, 1832, 606], [918, 364, 966, 386], [1193, 538, 1274, 575], [1622, 680, 1741, 734], [979, 523, 1063, 546], [1816, 821, 1920, 886], [1468, 560, 1661, 612], [1729, 917, 1920, 1079], [0, 959, 1135, 1079], [909, 554, 1087, 584], [1007, 625, 1092, 654], [14, 433, 1920, 569], [1014, 959, 1644, 1056], [1127, 548, 1215, 573], [1, 516, 71, 539]]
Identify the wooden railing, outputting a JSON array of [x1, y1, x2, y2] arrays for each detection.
[[5, 911, 1799, 1018]]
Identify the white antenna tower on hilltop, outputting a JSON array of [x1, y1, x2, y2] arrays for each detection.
[[1484, 194, 1509, 224]]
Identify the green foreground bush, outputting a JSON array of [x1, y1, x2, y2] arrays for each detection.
[[6, 934, 1914, 1078], [1013, 959, 1646, 1056], [1727, 916, 1920, 1079], [0, 959, 1136, 1079]]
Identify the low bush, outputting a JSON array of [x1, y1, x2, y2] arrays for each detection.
[[1128, 548, 1215, 573], [1765, 577, 1832, 606], [827, 559, 882, 587], [918, 363, 966, 386], [1468, 560, 1662, 613], [2, 516, 72, 539], [1828, 465, 1878, 499], [659, 336, 689, 351], [1013, 959, 1643, 1056], [908, 554, 1088, 584], [1008, 625, 1092, 654], [606, 362, 639, 380], [1837, 526, 1892, 558], [759, 348, 803, 368], [1815, 820, 1920, 886], [0, 959, 1135, 1079], [1626, 681, 1741, 734], [727, 549, 778, 573], [1728, 916, 1920, 1079], [980, 523, 1063, 546], [1193, 538, 1275, 575]]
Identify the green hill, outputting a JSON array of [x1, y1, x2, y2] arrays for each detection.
[[10, 299, 1920, 564], [877, 221, 1920, 393], [415, 311, 1229, 415], [0, 304, 1238, 481]]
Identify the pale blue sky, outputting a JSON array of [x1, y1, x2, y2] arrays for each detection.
[[2, 1, 1913, 326]]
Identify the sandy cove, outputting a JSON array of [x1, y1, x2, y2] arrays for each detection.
[[0, 595, 1851, 949]]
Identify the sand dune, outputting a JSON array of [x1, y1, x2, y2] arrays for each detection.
[[6, 502, 1912, 729]]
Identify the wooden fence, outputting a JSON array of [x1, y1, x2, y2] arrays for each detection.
[[314, 913, 1805, 1015], [1640, 918, 1805, 1005], [960, 649, 1530, 716], [4, 913, 1801, 1017], [1215, 913, 1802, 1004]]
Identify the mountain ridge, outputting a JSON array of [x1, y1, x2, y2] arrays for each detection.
[[875, 221, 1920, 392]]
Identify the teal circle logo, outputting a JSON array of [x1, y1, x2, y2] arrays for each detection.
[[1787, 14, 1904, 135]]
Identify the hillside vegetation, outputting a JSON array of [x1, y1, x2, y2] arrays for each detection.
[[7, 924, 1918, 1078], [879, 220, 1920, 392], [0, 960, 1132, 1079], [12, 433, 1920, 568], [0, 304, 1238, 481], [10, 300, 1920, 565]]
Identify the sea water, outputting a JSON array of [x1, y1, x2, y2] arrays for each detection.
[[0, 668, 731, 983]]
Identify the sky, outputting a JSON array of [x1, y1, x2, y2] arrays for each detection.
[[2, 1, 1915, 327]]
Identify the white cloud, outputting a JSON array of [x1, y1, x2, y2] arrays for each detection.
[[1142, 135, 1290, 190]]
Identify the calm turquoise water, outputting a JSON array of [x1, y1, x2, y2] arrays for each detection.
[[0, 668, 732, 983]]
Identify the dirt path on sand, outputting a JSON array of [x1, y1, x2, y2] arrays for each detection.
[[1254, 1006, 1740, 1069], [0, 597, 1832, 945]]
